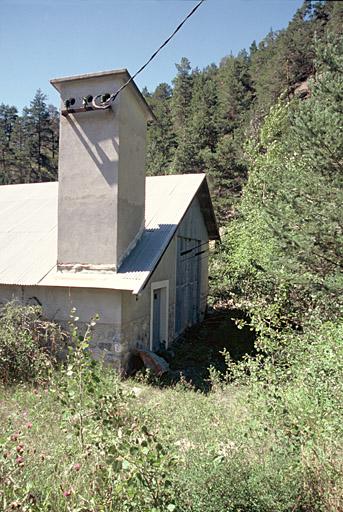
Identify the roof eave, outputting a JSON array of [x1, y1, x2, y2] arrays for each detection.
[[133, 174, 220, 295], [197, 178, 220, 241]]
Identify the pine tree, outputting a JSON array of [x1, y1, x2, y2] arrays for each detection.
[[172, 67, 219, 175], [22, 89, 57, 182], [205, 133, 248, 222], [217, 50, 253, 135], [145, 83, 176, 175], [171, 57, 193, 134], [227, 35, 343, 323], [0, 104, 18, 184], [10, 116, 31, 183], [48, 104, 59, 171]]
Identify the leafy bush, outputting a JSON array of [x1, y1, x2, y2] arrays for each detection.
[[0, 301, 66, 385], [133, 321, 342, 512], [0, 311, 180, 511], [0, 314, 342, 511], [210, 36, 343, 326]]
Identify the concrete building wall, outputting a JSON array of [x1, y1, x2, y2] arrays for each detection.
[[117, 86, 147, 266], [120, 237, 177, 362], [120, 193, 210, 361], [54, 72, 147, 270], [0, 284, 123, 366], [0, 195, 211, 368], [56, 75, 122, 268]]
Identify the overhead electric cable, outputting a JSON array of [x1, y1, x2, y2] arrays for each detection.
[[92, 0, 205, 109], [180, 247, 209, 263], [180, 240, 209, 256]]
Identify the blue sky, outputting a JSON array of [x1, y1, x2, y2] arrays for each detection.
[[1, 0, 303, 112]]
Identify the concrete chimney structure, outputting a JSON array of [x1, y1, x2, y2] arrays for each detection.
[[51, 70, 154, 272]]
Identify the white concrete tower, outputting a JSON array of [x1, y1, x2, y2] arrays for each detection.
[[51, 70, 154, 272]]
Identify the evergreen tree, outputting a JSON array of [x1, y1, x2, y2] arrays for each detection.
[[145, 83, 176, 175], [22, 89, 57, 182], [173, 68, 219, 174], [221, 35, 343, 323], [171, 57, 193, 134], [48, 104, 59, 169], [249, 29, 282, 113], [205, 133, 248, 222], [10, 116, 32, 183], [217, 50, 253, 134], [0, 104, 18, 184]]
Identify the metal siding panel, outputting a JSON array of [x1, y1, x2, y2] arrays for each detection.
[[176, 236, 201, 336]]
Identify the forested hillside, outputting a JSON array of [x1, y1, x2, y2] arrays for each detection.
[[0, 91, 58, 185], [144, 0, 342, 222]]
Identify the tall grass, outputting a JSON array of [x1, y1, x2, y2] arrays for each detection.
[[0, 303, 342, 511]]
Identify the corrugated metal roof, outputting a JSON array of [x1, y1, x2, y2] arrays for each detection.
[[0, 174, 216, 293], [0, 182, 57, 286]]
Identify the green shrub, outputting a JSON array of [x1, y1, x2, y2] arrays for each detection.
[[128, 319, 342, 512], [0, 311, 180, 511], [0, 317, 341, 511], [0, 301, 66, 385]]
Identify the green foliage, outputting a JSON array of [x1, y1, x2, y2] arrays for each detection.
[[1, 4, 343, 509], [21, 90, 59, 182], [144, 0, 342, 223], [145, 83, 176, 176], [204, 36, 343, 510], [2, 1, 342, 224], [0, 104, 18, 184], [135, 320, 342, 512], [0, 304, 342, 511], [0, 301, 66, 385], [171, 57, 193, 133], [0, 309, 179, 511], [0, 90, 58, 185], [212, 35, 343, 324]]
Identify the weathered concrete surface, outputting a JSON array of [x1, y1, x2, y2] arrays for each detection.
[[0, 284, 123, 366], [0, 173, 212, 367], [120, 195, 210, 358], [0, 192, 211, 369], [121, 236, 177, 357], [51, 70, 150, 270]]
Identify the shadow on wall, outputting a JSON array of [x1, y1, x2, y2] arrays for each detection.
[[67, 111, 119, 187]]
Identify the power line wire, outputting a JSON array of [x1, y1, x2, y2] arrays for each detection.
[[180, 240, 209, 256], [92, 0, 206, 109], [180, 248, 209, 263]]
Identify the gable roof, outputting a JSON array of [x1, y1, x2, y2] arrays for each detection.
[[0, 174, 219, 294]]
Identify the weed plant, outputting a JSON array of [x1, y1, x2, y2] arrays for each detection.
[[0, 308, 179, 511], [0, 301, 66, 385], [0, 303, 342, 511]]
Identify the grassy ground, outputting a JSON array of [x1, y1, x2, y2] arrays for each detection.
[[1, 308, 342, 511]]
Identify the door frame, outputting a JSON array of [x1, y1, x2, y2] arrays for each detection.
[[150, 280, 169, 351]]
